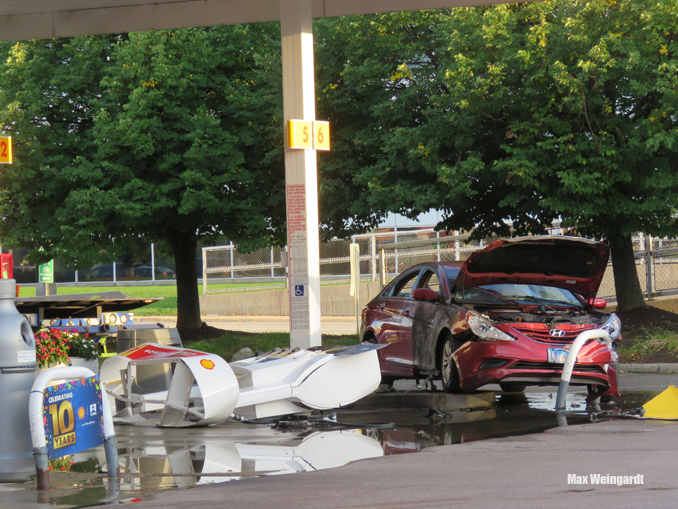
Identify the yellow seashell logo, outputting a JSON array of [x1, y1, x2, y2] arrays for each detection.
[[200, 359, 215, 370], [78, 407, 85, 419]]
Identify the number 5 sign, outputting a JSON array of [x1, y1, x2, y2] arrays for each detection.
[[0, 137, 13, 164], [287, 120, 330, 151]]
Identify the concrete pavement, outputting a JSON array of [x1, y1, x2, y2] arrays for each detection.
[[138, 315, 359, 335], [106, 413, 678, 509]]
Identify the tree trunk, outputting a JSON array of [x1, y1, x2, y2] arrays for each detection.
[[166, 230, 203, 330], [609, 232, 647, 311]]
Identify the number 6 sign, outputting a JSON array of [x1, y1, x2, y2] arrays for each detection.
[[313, 121, 330, 151], [0, 137, 13, 164]]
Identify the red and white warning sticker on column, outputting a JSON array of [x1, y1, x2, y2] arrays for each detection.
[[287, 184, 309, 278]]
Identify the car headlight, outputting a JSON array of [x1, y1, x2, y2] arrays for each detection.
[[600, 313, 622, 340], [467, 313, 515, 341]]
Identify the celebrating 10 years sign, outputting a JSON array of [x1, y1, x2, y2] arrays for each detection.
[[43, 376, 105, 459]]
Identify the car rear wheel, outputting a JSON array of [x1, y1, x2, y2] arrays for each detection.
[[499, 383, 526, 393], [439, 335, 461, 393]]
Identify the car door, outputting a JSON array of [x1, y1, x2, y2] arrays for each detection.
[[378, 268, 422, 374], [408, 267, 444, 370]]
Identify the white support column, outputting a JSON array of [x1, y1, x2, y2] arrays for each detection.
[[281, 0, 321, 348]]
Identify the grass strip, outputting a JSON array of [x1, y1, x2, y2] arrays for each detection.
[[18, 284, 284, 316], [617, 326, 678, 363]]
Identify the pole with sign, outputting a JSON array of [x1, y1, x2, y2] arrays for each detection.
[[280, 0, 332, 349], [38, 260, 54, 283]]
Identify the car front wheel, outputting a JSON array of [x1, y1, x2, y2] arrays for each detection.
[[499, 383, 526, 393], [439, 335, 461, 393]]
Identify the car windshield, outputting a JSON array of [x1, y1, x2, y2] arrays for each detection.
[[455, 284, 582, 307]]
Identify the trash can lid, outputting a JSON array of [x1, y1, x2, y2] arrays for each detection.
[[0, 279, 16, 299]]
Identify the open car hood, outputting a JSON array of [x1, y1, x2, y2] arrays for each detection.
[[456, 236, 610, 302]]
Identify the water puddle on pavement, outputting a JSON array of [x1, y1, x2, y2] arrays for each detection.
[[7, 390, 640, 508]]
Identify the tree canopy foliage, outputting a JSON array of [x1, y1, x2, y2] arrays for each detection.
[[0, 25, 285, 328], [316, 0, 678, 310]]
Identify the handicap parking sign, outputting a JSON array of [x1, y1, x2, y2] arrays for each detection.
[[294, 285, 304, 297]]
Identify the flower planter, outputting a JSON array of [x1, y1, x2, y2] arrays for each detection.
[[69, 357, 99, 375], [34, 358, 98, 387], [33, 362, 69, 386]]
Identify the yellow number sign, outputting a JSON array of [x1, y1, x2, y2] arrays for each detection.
[[313, 121, 330, 151], [287, 120, 331, 151], [0, 137, 12, 164], [288, 120, 313, 149]]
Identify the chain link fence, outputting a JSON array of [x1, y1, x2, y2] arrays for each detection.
[[203, 229, 678, 302]]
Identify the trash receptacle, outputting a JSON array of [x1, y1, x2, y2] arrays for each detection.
[[0, 279, 37, 482]]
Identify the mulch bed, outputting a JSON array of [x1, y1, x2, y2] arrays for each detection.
[[177, 323, 252, 343]]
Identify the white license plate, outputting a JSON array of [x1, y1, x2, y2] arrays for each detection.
[[547, 348, 570, 364]]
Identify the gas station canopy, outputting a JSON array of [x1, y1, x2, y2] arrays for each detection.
[[0, 0, 496, 40]]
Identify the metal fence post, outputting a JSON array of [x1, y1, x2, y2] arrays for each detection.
[[202, 247, 208, 295], [151, 243, 155, 282], [645, 234, 655, 299], [454, 231, 460, 261], [230, 241, 234, 279], [394, 228, 399, 275], [436, 230, 440, 262], [371, 235, 377, 282], [271, 247, 275, 278], [112, 262, 116, 283], [380, 248, 387, 288], [349, 243, 360, 335]]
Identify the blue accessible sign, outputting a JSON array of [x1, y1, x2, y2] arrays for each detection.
[[43, 376, 105, 460]]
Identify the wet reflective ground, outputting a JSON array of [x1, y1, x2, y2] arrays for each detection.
[[1, 388, 660, 508]]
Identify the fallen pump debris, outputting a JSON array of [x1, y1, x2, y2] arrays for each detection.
[[100, 343, 384, 426]]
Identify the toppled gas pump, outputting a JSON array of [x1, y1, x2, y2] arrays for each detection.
[[100, 343, 383, 427]]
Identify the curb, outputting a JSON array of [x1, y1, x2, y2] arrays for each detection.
[[619, 363, 678, 374]]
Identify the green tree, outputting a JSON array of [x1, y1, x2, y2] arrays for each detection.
[[0, 25, 286, 328], [329, 2, 678, 311], [0, 36, 114, 260], [314, 12, 446, 238]]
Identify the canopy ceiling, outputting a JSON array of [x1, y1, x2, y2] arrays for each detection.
[[0, 0, 505, 41]]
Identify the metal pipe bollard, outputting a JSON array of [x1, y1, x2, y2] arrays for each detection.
[[0, 279, 37, 482], [555, 329, 611, 411]]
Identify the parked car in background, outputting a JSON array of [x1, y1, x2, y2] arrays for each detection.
[[89, 264, 128, 279], [133, 265, 176, 278], [360, 236, 621, 397]]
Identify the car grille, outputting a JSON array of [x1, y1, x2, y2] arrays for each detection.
[[510, 361, 605, 374], [509, 324, 598, 343]]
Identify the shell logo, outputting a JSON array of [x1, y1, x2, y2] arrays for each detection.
[[200, 359, 216, 370], [78, 407, 86, 419]]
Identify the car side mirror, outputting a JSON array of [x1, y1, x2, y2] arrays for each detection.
[[412, 288, 441, 303], [592, 298, 607, 310]]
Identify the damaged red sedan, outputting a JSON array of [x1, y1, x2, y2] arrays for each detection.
[[360, 236, 621, 396]]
